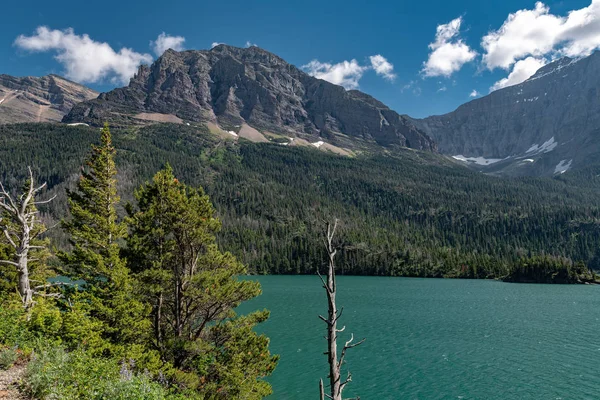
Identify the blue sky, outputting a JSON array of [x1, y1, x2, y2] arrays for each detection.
[[1, 0, 597, 117]]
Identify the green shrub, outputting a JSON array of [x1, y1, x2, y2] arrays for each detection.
[[23, 346, 179, 400], [0, 304, 34, 349], [0, 346, 18, 370]]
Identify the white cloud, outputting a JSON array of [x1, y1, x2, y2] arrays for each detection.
[[151, 32, 185, 56], [211, 42, 223, 48], [469, 89, 480, 97], [245, 41, 257, 48], [15, 26, 152, 84], [302, 59, 368, 89], [490, 56, 547, 91], [369, 54, 396, 81], [482, 1, 600, 70], [437, 86, 447, 92], [422, 17, 477, 77], [303, 54, 398, 89]]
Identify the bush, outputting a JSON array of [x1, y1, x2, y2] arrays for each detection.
[[24, 346, 179, 400], [0, 304, 34, 350], [0, 346, 18, 370]]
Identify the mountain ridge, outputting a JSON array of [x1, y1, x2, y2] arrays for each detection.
[[63, 45, 436, 152], [0, 74, 98, 124], [411, 51, 600, 176]]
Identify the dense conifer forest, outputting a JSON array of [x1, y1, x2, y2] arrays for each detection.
[[1, 122, 600, 280]]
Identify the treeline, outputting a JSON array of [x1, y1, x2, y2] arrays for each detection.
[[503, 255, 596, 284], [2, 122, 600, 279], [0, 124, 277, 399]]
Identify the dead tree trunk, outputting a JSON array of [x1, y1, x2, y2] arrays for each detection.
[[318, 219, 365, 400], [0, 167, 55, 308]]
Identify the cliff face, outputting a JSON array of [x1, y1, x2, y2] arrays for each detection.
[[411, 52, 600, 176], [0, 74, 98, 124], [64, 45, 435, 151]]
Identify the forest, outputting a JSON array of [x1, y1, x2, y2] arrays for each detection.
[[0, 124, 278, 398], [1, 122, 599, 280]]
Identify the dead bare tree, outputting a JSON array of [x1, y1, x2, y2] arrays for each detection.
[[0, 167, 56, 308], [318, 219, 365, 400]]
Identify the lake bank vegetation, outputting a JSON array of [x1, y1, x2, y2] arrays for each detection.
[[0, 124, 277, 399]]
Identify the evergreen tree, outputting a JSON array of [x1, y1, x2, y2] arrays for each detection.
[[127, 166, 278, 398], [60, 123, 150, 354]]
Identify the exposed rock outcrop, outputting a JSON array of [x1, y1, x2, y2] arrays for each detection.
[[64, 45, 436, 151], [411, 52, 600, 176], [0, 74, 97, 124]]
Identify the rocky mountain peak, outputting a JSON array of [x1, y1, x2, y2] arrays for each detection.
[[64, 46, 436, 152]]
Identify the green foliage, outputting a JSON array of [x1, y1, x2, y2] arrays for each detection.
[[24, 346, 180, 400], [504, 255, 596, 283], [59, 123, 151, 357], [3, 122, 600, 279], [0, 304, 34, 349], [0, 242, 16, 297], [27, 297, 63, 340], [127, 166, 278, 397], [0, 124, 277, 399], [191, 310, 279, 399], [60, 122, 127, 282], [0, 346, 18, 370]]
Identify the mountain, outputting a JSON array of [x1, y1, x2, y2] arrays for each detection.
[[0, 74, 98, 124], [64, 45, 436, 152], [412, 52, 600, 176]]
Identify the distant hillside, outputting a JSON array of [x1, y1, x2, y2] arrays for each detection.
[[2, 122, 600, 278], [412, 52, 600, 176], [0, 74, 97, 124], [63, 45, 435, 152]]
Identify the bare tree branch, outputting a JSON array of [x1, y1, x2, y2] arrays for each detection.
[[318, 218, 364, 400], [0, 167, 54, 308]]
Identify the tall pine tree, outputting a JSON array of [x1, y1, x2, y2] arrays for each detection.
[[127, 165, 278, 399], [61, 123, 150, 356]]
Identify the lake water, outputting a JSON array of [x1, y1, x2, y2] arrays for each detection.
[[238, 276, 600, 399]]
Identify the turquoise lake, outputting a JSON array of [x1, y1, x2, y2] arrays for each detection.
[[238, 276, 600, 399]]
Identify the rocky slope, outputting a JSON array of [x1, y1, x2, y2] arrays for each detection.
[[64, 45, 435, 151], [412, 52, 600, 176], [0, 75, 98, 124]]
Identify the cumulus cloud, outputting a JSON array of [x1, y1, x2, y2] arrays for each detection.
[[14, 26, 152, 84], [490, 56, 547, 91], [302, 59, 368, 89], [151, 32, 185, 56], [469, 89, 480, 97], [482, 1, 600, 70], [245, 41, 257, 48], [369, 55, 396, 81], [422, 17, 477, 77], [303, 54, 398, 89], [211, 42, 224, 48]]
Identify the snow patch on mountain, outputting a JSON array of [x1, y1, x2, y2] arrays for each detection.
[[311, 141, 325, 148], [554, 159, 572, 174], [526, 137, 557, 155], [452, 155, 504, 166]]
